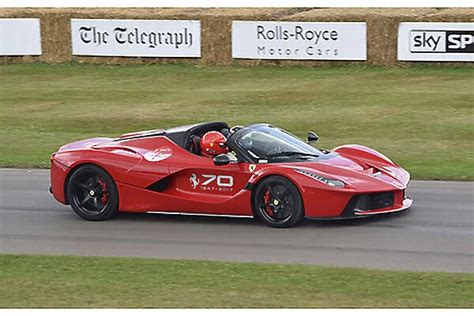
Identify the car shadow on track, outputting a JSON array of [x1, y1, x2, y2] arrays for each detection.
[[110, 208, 412, 229]]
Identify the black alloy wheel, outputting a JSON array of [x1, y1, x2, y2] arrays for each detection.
[[253, 176, 304, 228], [66, 165, 118, 221]]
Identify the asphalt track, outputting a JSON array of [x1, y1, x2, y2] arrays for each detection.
[[0, 168, 472, 273]]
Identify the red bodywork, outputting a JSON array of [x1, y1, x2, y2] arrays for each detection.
[[50, 125, 412, 219]]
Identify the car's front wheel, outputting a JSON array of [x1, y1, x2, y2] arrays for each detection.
[[66, 164, 118, 221], [253, 176, 304, 228]]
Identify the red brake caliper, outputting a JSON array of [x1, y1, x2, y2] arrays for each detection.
[[264, 190, 273, 216], [98, 178, 108, 204]]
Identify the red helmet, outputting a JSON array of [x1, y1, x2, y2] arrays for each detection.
[[200, 131, 228, 157]]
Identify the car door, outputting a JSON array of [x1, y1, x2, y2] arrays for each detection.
[[168, 152, 255, 214]]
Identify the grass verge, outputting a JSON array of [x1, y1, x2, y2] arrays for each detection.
[[0, 63, 472, 180], [0, 254, 473, 308]]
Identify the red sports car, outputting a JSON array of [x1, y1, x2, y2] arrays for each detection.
[[50, 122, 412, 228]]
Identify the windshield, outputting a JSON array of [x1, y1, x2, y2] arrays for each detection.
[[234, 125, 324, 161]]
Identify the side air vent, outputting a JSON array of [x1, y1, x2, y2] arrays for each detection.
[[146, 176, 172, 192]]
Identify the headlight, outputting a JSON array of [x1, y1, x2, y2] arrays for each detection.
[[295, 169, 345, 188]]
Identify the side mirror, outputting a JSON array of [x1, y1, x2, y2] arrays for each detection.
[[307, 131, 319, 143], [213, 154, 231, 166]]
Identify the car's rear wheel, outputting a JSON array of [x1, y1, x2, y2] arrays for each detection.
[[66, 165, 118, 221], [253, 176, 304, 228]]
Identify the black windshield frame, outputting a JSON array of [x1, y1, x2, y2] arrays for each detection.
[[227, 124, 325, 163]]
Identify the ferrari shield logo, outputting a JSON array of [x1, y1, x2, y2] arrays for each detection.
[[249, 164, 256, 172]]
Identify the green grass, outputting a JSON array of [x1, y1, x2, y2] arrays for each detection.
[[0, 254, 472, 308], [0, 63, 472, 180]]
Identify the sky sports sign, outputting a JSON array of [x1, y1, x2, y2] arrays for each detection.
[[232, 21, 366, 60], [71, 19, 200, 57], [398, 23, 473, 62]]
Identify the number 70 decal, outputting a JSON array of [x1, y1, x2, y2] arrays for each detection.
[[202, 174, 233, 187]]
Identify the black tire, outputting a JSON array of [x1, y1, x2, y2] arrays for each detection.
[[66, 164, 118, 221], [252, 175, 304, 228]]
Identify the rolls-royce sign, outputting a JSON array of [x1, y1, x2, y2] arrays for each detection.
[[232, 21, 367, 61]]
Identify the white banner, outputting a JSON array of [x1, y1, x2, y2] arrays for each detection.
[[232, 21, 366, 60], [0, 18, 41, 56], [398, 23, 474, 62], [71, 19, 201, 57]]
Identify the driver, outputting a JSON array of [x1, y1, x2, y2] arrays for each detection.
[[200, 131, 229, 157]]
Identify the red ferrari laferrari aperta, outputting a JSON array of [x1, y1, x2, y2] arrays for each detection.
[[50, 122, 412, 228]]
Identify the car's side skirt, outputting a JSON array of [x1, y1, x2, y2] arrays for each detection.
[[147, 211, 254, 219]]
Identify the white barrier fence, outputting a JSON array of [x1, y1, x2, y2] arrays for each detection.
[[1, 18, 473, 63]]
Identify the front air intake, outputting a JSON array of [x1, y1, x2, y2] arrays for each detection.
[[368, 192, 394, 210], [341, 191, 395, 217]]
